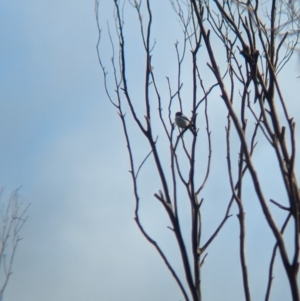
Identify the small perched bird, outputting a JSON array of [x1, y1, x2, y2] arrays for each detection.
[[175, 111, 196, 134], [175, 112, 190, 128]]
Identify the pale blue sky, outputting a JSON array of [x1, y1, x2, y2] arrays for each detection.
[[0, 0, 299, 300]]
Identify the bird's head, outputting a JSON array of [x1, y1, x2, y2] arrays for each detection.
[[175, 112, 182, 116]]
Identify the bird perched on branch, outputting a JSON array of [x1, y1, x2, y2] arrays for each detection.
[[175, 111, 196, 134]]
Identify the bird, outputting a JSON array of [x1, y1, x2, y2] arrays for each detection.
[[175, 111, 192, 128], [175, 112, 196, 134]]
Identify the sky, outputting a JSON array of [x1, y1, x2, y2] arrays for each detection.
[[0, 0, 299, 301]]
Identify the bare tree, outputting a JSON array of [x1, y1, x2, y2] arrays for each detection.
[[0, 188, 29, 300], [95, 0, 300, 300], [276, 0, 300, 42]]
